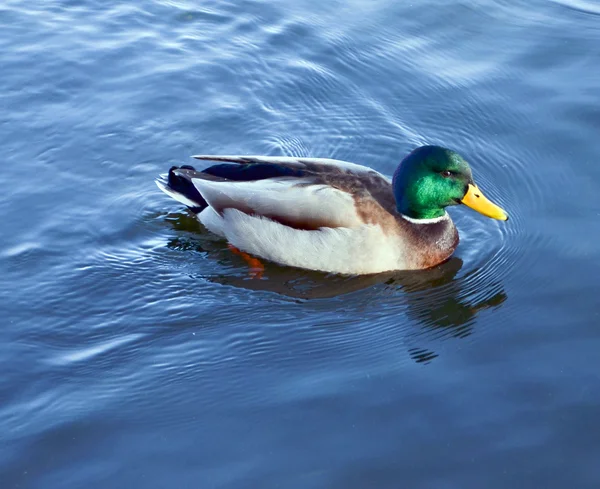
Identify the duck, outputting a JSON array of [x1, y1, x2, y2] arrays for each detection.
[[156, 145, 508, 275]]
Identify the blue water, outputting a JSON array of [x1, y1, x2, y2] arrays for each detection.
[[2, 0, 600, 487]]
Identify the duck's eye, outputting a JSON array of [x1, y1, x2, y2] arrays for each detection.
[[440, 170, 453, 178]]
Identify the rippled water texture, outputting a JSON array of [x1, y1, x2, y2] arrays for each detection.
[[2, 0, 600, 487]]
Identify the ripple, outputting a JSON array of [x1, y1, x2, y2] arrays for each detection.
[[47, 333, 145, 367], [552, 0, 600, 16]]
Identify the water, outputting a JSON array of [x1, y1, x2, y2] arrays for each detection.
[[1, 0, 600, 487]]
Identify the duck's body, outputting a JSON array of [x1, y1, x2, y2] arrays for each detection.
[[157, 147, 507, 275]]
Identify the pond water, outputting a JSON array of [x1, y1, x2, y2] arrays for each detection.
[[1, 0, 600, 487]]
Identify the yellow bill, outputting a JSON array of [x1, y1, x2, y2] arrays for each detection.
[[461, 184, 508, 221]]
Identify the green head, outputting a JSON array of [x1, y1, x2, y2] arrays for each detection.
[[392, 145, 508, 221]]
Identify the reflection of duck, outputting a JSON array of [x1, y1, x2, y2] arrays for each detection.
[[157, 146, 508, 274], [393, 258, 507, 363], [163, 213, 506, 364]]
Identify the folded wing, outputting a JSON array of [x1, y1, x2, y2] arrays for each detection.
[[161, 155, 395, 230]]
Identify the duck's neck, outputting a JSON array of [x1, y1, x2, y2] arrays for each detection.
[[397, 200, 446, 220], [400, 211, 449, 224]]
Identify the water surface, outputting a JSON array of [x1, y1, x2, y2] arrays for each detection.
[[1, 0, 600, 487]]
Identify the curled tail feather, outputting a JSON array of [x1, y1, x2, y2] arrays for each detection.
[[155, 165, 208, 213]]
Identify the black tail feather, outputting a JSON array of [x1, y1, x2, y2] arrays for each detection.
[[167, 165, 208, 213], [162, 159, 304, 214]]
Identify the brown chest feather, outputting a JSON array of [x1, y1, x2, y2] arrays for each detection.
[[401, 218, 459, 269]]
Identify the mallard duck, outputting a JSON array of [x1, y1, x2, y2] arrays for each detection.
[[156, 145, 508, 275]]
